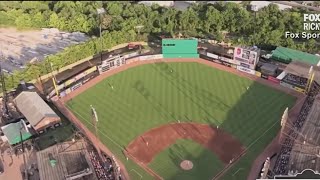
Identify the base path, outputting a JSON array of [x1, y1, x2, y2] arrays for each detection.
[[126, 122, 245, 165]]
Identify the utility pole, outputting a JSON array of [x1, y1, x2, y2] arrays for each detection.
[[49, 62, 59, 97], [97, 7, 106, 64], [134, 25, 144, 53], [20, 126, 28, 180], [0, 64, 9, 118]]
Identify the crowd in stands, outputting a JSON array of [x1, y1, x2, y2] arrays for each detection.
[[282, 74, 308, 88], [88, 147, 116, 180], [273, 82, 320, 175]]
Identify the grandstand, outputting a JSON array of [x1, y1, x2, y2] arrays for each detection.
[[288, 94, 320, 174], [273, 82, 320, 176]]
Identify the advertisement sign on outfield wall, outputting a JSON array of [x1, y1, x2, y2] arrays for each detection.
[[139, 54, 163, 61], [219, 56, 235, 64], [207, 52, 219, 59], [268, 76, 280, 84], [124, 52, 139, 59], [294, 86, 305, 93], [222, 61, 231, 67], [280, 81, 294, 89], [240, 63, 250, 69], [255, 71, 261, 77], [237, 65, 255, 75]]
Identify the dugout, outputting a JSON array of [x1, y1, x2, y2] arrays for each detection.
[[260, 63, 278, 77], [162, 39, 199, 58]]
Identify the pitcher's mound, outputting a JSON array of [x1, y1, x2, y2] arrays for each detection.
[[180, 160, 193, 170]]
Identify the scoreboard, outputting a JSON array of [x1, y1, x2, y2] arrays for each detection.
[[162, 39, 199, 58], [233, 47, 260, 70]]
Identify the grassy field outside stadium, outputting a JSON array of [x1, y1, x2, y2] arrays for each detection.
[[66, 62, 296, 180]]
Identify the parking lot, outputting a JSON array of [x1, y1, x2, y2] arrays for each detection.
[[0, 27, 89, 74]]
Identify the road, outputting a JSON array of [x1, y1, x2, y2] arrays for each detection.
[[271, 1, 320, 12]]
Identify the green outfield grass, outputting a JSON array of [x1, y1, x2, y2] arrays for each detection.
[[66, 62, 296, 180]]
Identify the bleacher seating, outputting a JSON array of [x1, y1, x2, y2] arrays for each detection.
[[273, 82, 320, 175]]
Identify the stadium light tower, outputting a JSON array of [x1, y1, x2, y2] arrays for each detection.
[[20, 124, 28, 180], [97, 7, 106, 64], [134, 25, 144, 52], [279, 107, 289, 144], [90, 105, 99, 140], [305, 66, 315, 94], [50, 62, 59, 97], [251, 5, 258, 46], [260, 157, 271, 179]]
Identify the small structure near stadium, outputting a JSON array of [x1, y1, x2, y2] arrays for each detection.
[[0, 120, 32, 146], [36, 140, 98, 180], [162, 39, 199, 58], [14, 91, 61, 133]]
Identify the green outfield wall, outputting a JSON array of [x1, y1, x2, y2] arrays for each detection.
[[162, 39, 199, 58]]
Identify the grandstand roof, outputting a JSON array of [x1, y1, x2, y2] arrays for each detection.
[[284, 61, 320, 83], [272, 47, 320, 65]]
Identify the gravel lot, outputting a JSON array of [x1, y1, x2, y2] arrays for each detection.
[[0, 28, 89, 74]]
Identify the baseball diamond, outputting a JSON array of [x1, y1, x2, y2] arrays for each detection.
[[58, 58, 299, 180]]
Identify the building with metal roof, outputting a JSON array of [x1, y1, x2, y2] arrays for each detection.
[[0, 120, 32, 145], [13, 91, 61, 133], [272, 47, 320, 65], [36, 140, 98, 180]]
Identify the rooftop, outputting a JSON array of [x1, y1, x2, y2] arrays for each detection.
[[272, 46, 320, 65], [37, 140, 98, 180], [13, 91, 59, 127], [1, 120, 32, 145]]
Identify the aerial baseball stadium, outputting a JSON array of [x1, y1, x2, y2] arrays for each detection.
[[0, 1, 320, 180]]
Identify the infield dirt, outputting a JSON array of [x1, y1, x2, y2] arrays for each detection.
[[126, 122, 245, 165]]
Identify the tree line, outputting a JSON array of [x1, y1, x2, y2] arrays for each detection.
[[0, 1, 318, 90]]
